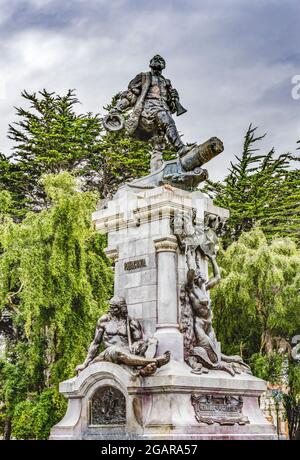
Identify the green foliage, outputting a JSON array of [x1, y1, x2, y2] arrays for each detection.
[[212, 228, 300, 359], [250, 353, 286, 384], [11, 388, 66, 440], [0, 172, 113, 439], [84, 127, 151, 197], [250, 352, 300, 404], [203, 125, 300, 245], [0, 190, 13, 217], [3, 89, 151, 216], [6, 89, 102, 212], [8, 89, 102, 173], [0, 155, 22, 219], [288, 361, 300, 404]]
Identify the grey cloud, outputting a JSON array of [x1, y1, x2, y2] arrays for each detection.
[[0, 0, 299, 182], [0, 1, 77, 35]]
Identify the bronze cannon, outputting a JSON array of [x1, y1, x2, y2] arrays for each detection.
[[124, 137, 224, 192]]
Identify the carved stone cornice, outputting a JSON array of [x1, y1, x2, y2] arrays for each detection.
[[92, 187, 230, 235], [104, 248, 119, 264], [154, 236, 178, 253]]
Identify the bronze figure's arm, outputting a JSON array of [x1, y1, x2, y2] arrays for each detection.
[[186, 268, 195, 291], [205, 255, 221, 291], [115, 73, 143, 112], [166, 78, 186, 116], [75, 314, 107, 373]]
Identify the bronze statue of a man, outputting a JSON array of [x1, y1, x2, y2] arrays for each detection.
[[76, 295, 170, 376], [103, 55, 224, 183], [107, 55, 192, 158]]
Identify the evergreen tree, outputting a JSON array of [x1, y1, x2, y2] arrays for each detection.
[[0, 154, 11, 191], [5, 89, 151, 215], [203, 125, 300, 245], [0, 173, 113, 439], [7, 89, 100, 211], [83, 124, 151, 198], [0, 153, 26, 219], [0, 190, 12, 218]]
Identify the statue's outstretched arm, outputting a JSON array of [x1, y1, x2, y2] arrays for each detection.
[[205, 255, 221, 290], [76, 315, 107, 372]]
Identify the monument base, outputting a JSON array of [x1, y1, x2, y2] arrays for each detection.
[[50, 361, 276, 440]]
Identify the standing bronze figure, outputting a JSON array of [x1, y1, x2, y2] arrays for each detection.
[[105, 55, 190, 156], [104, 55, 224, 182]]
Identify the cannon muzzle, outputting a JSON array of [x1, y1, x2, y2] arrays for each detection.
[[180, 137, 224, 172]]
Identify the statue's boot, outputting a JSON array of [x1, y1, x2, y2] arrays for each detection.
[[164, 122, 196, 158]]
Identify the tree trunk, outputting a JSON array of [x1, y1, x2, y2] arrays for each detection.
[[3, 417, 12, 440]]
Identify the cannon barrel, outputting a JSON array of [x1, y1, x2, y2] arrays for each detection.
[[180, 137, 224, 172]]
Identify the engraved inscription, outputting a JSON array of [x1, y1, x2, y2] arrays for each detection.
[[124, 259, 146, 271], [191, 394, 249, 425], [89, 386, 126, 425]]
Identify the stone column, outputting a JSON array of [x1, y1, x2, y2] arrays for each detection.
[[153, 236, 183, 361]]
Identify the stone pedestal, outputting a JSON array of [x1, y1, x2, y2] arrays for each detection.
[[50, 360, 275, 440], [50, 185, 276, 440]]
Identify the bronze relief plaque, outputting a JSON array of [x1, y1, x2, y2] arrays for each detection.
[[191, 394, 249, 425]]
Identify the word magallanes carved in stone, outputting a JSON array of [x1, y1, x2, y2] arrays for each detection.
[[124, 259, 147, 271], [103, 55, 223, 190], [76, 296, 170, 377]]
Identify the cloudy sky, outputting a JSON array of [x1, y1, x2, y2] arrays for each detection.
[[0, 0, 299, 181]]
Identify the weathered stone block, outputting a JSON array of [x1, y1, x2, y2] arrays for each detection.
[[142, 301, 156, 319], [127, 285, 157, 305], [135, 238, 155, 256], [124, 272, 142, 289], [127, 303, 142, 319], [141, 269, 156, 286], [142, 318, 157, 337]]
